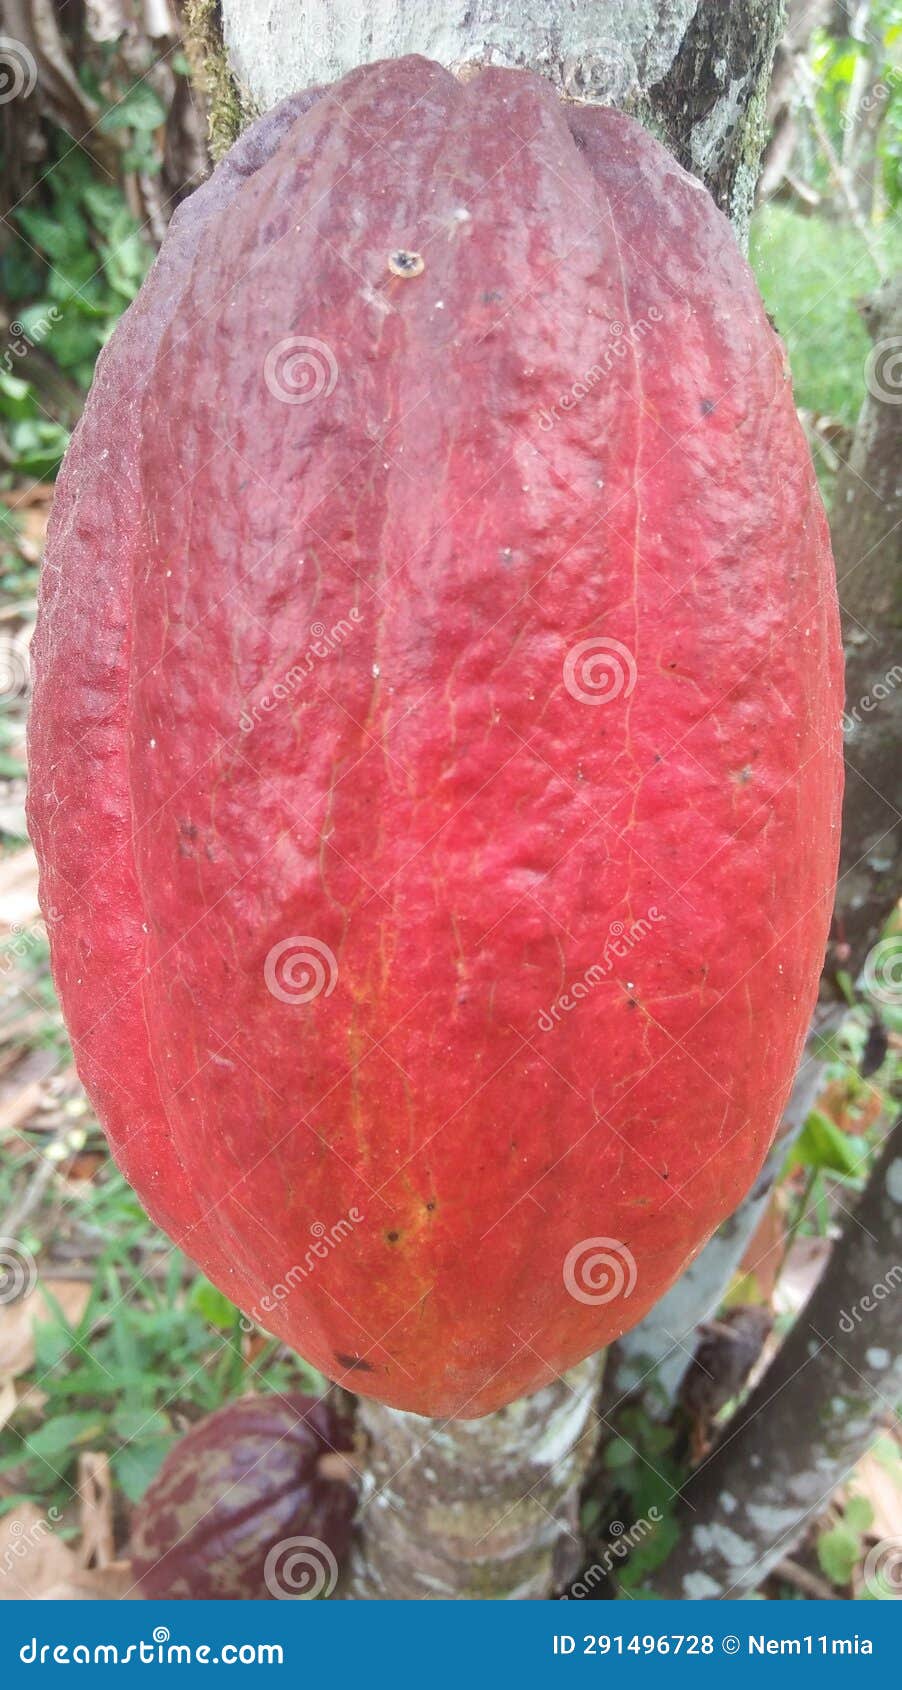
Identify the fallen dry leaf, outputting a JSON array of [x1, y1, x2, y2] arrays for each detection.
[[817, 1076, 884, 1137], [77, 1452, 114, 1569], [0, 1280, 92, 1384], [0, 1503, 79, 1599], [0, 1377, 17, 1432], [0, 1079, 47, 1143], [39, 1562, 137, 1601]]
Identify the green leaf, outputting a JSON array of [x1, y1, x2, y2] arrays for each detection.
[[102, 230, 151, 300], [112, 1436, 175, 1502], [618, 1515, 681, 1588], [817, 1522, 860, 1587], [190, 1277, 240, 1330], [81, 182, 128, 233], [0, 378, 37, 429], [111, 1406, 170, 1445], [25, 1412, 105, 1462], [602, 1437, 636, 1471], [844, 1494, 874, 1534], [793, 1109, 861, 1176], [99, 84, 167, 134], [580, 1497, 602, 1531], [42, 314, 104, 371], [14, 208, 86, 265], [871, 1431, 902, 1476]]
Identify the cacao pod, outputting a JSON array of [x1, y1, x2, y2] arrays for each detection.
[[28, 58, 843, 1418], [129, 1394, 356, 1599]]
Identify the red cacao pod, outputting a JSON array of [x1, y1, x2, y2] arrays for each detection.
[[28, 58, 843, 1418], [130, 1394, 356, 1599]]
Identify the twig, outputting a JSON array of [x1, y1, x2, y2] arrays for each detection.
[[776, 1557, 837, 1600], [793, 61, 888, 279]]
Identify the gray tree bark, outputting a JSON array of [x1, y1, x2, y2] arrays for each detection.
[[826, 275, 902, 989], [652, 1115, 902, 1599], [346, 1356, 604, 1598], [219, 0, 785, 241], [213, 0, 786, 1599]]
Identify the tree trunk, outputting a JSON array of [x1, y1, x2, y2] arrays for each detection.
[[652, 1115, 902, 1599], [825, 275, 902, 991], [212, 0, 785, 1600], [346, 1356, 604, 1598], [218, 0, 785, 241], [1, 1, 207, 219]]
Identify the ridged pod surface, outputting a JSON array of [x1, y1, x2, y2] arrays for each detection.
[[28, 58, 843, 1417], [129, 1394, 356, 1598]]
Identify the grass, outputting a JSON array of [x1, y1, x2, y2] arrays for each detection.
[[749, 203, 902, 429]]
